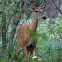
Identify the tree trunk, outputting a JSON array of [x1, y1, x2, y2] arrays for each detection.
[[2, 13, 6, 53], [8, 0, 22, 57], [2, 0, 6, 53], [9, 0, 22, 46]]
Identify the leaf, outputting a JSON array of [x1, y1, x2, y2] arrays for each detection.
[[0, 59, 3, 62], [0, 0, 2, 2], [0, 7, 3, 11], [16, 0, 19, 2], [6, 6, 11, 10], [28, 29, 38, 37]]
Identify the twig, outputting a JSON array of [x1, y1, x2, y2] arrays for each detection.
[[6, 14, 13, 30], [6, 2, 20, 30]]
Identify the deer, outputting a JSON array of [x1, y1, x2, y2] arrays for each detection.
[[16, 4, 46, 62]]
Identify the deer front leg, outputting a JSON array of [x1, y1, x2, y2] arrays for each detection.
[[32, 48, 36, 62], [27, 50, 31, 61], [24, 46, 28, 62]]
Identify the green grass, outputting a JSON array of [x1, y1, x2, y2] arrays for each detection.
[[0, 16, 62, 62]]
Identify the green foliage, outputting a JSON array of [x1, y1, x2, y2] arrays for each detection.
[[0, 0, 62, 62], [16, 0, 19, 2], [0, 15, 62, 62], [28, 29, 38, 38]]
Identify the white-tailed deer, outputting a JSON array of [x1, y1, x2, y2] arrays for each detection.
[[16, 6, 46, 62]]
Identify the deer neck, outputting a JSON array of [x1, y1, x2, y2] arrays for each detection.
[[30, 18, 38, 31]]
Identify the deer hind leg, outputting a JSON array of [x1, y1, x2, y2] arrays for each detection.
[[16, 44, 21, 56], [16, 47, 21, 56]]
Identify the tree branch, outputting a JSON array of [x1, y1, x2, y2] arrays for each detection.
[[6, 2, 20, 31], [52, 0, 62, 14]]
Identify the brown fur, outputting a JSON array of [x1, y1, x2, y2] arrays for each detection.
[[16, 7, 46, 62]]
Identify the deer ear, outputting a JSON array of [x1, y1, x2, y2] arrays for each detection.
[[42, 3, 46, 8], [31, 7, 36, 11], [39, 3, 46, 9]]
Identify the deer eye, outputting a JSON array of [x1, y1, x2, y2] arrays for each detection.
[[35, 11, 38, 12]]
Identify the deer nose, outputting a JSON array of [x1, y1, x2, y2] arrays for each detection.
[[42, 16, 46, 20]]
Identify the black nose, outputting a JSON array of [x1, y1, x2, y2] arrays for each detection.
[[42, 16, 46, 20]]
